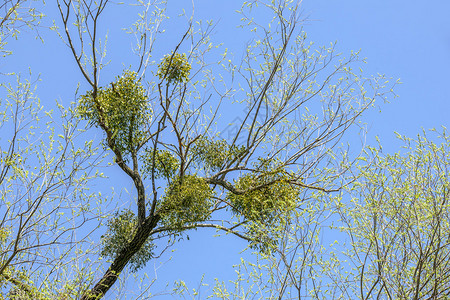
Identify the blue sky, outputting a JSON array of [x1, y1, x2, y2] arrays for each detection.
[[8, 1, 450, 150], [4, 0, 450, 298], [301, 1, 450, 149]]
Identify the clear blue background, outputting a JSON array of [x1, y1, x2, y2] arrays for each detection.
[[4, 0, 450, 298]]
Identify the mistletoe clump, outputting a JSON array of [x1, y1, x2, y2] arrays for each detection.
[[228, 171, 298, 224], [191, 136, 247, 171], [100, 209, 155, 272], [141, 148, 179, 179], [77, 70, 150, 157], [227, 162, 299, 252], [157, 52, 191, 84], [160, 175, 213, 229]]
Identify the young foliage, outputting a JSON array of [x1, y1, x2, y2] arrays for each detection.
[[339, 130, 450, 299]]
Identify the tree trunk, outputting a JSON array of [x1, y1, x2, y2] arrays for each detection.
[[81, 214, 160, 300]]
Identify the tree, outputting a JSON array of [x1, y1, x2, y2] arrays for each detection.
[[55, 0, 394, 298], [1, 0, 395, 298], [339, 130, 450, 299], [0, 0, 42, 43], [218, 130, 450, 300], [0, 2, 105, 299]]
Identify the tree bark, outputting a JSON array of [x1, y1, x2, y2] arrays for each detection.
[[81, 214, 160, 300]]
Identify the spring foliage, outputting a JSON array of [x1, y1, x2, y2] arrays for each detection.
[[341, 131, 450, 298]]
